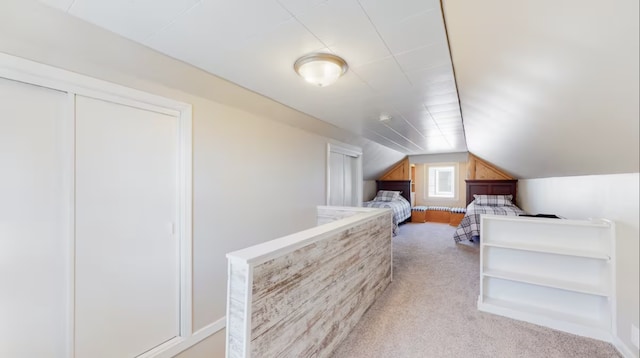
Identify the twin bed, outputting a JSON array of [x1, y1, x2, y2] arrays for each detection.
[[363, 180, 412, 235], [453, 179, 526, 242]]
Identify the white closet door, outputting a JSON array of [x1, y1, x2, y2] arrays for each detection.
[[75, 96, 179, 357], [329, 151, 345, 206], [343, 155, 353, 206], [329, 149, 361, 207], [0, 78, 70, 357], [344, 156, 360, 207]]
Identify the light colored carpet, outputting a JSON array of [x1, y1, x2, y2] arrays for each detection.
[[330, 222, 620, 358]]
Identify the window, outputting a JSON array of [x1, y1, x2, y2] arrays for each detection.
[[428, 165, 456, 199]]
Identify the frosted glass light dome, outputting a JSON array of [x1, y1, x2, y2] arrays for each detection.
[[294, 53, 348, 87]]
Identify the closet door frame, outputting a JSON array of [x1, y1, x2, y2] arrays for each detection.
[[326, 142, 363, 207], [0, 53, 193, 358]]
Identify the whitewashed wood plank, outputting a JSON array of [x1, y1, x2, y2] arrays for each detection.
[[250, 213, 392, 357], [227, 261, 248, 358], [226, 209, 392, 358]]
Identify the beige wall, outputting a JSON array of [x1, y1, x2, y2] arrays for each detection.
[[176, 331, 226, 358], [519, 173, 639, 357], [0, 1, 404, 356], [414, 161, 468, 208], [363, 180, 378, 202]]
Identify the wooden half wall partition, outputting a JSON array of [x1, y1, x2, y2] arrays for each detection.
[[226, 206, 393, 358]]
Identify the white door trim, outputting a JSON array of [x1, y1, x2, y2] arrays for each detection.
[[63, 92, 76, 358], [326, 142, 363, 206], [0, 52, 194, 358]]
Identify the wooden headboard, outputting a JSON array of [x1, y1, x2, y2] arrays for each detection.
[[376, 180, 412, 205], [466, 179, 518, 206]]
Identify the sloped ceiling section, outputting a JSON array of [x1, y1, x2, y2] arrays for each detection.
[[443, 0, 639, 179], [355, 139, 406, 180]]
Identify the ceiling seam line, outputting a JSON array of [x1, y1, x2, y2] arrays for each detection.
[[66, 0, 77, 12], [423, 104, 454, 148], [396, 113, 428, 140], [380, 123, 425, 151], [365, 129, 417, 153], [142, 0, 204, 43], [355, 0, 415, 86]]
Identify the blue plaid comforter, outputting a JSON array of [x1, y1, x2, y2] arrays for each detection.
[[363, 197, 411, 235], [453, 202, 525, 242]]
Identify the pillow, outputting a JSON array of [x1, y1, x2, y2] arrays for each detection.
[[375, 190, 401, 202], [473, 194, 513, 206]]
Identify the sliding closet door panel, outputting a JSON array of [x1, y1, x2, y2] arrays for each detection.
[[343, 156, 354, 206], [75, 96, 179, 358], [0, 78, 69, 357], [329, 151, 345, 206], [328, 148, 361, 207], [346, 156, 360, 207]]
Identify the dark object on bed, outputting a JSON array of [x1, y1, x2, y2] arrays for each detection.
[[466, 179, 518, 206], [376, 180, 411, 205], [519, 214, 561, 219]]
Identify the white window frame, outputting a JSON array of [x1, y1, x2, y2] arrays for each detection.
[[426, 163, 458, 200]]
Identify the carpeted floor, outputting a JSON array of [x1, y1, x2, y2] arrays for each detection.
[[330, 222, 620, 358]]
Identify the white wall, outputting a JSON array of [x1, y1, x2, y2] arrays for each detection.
[[191, 99, 329, 327], [518, 173, 639, 357], [0, 1, 404, 356], [363, 180, 378, 202]]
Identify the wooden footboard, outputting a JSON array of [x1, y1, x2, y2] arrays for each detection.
[[226, 207, 393, 358]]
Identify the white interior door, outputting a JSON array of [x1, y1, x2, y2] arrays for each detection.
[[75, 95, 180, 358], [0, 78, 70, 357]]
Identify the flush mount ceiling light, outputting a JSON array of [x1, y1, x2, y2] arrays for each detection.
[[294, 53, 348, 87], [379, 113, 393, 122]]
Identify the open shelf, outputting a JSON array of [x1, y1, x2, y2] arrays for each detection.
[[479, 215, 615, 342], [483, 241, 611, 260], [478, 297, 611, 341], [482, 269, 608, 296], [480, 297, 608, 329]]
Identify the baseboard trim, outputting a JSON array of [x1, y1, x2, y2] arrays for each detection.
[[138, 317, 226, 358], [614, 336, 638, 358]]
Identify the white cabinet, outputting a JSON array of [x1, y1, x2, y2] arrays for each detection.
[[478, 215, 615, 342]]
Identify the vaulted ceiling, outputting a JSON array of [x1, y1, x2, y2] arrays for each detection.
[[38, 0, 639, 179]]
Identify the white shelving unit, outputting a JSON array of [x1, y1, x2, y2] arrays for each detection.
[[478, 215, 616, 342]]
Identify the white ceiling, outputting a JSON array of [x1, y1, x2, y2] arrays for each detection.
[[39, 0, 467, 155], [443, 0, 639, 178], [36, 0, 639, 180]]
